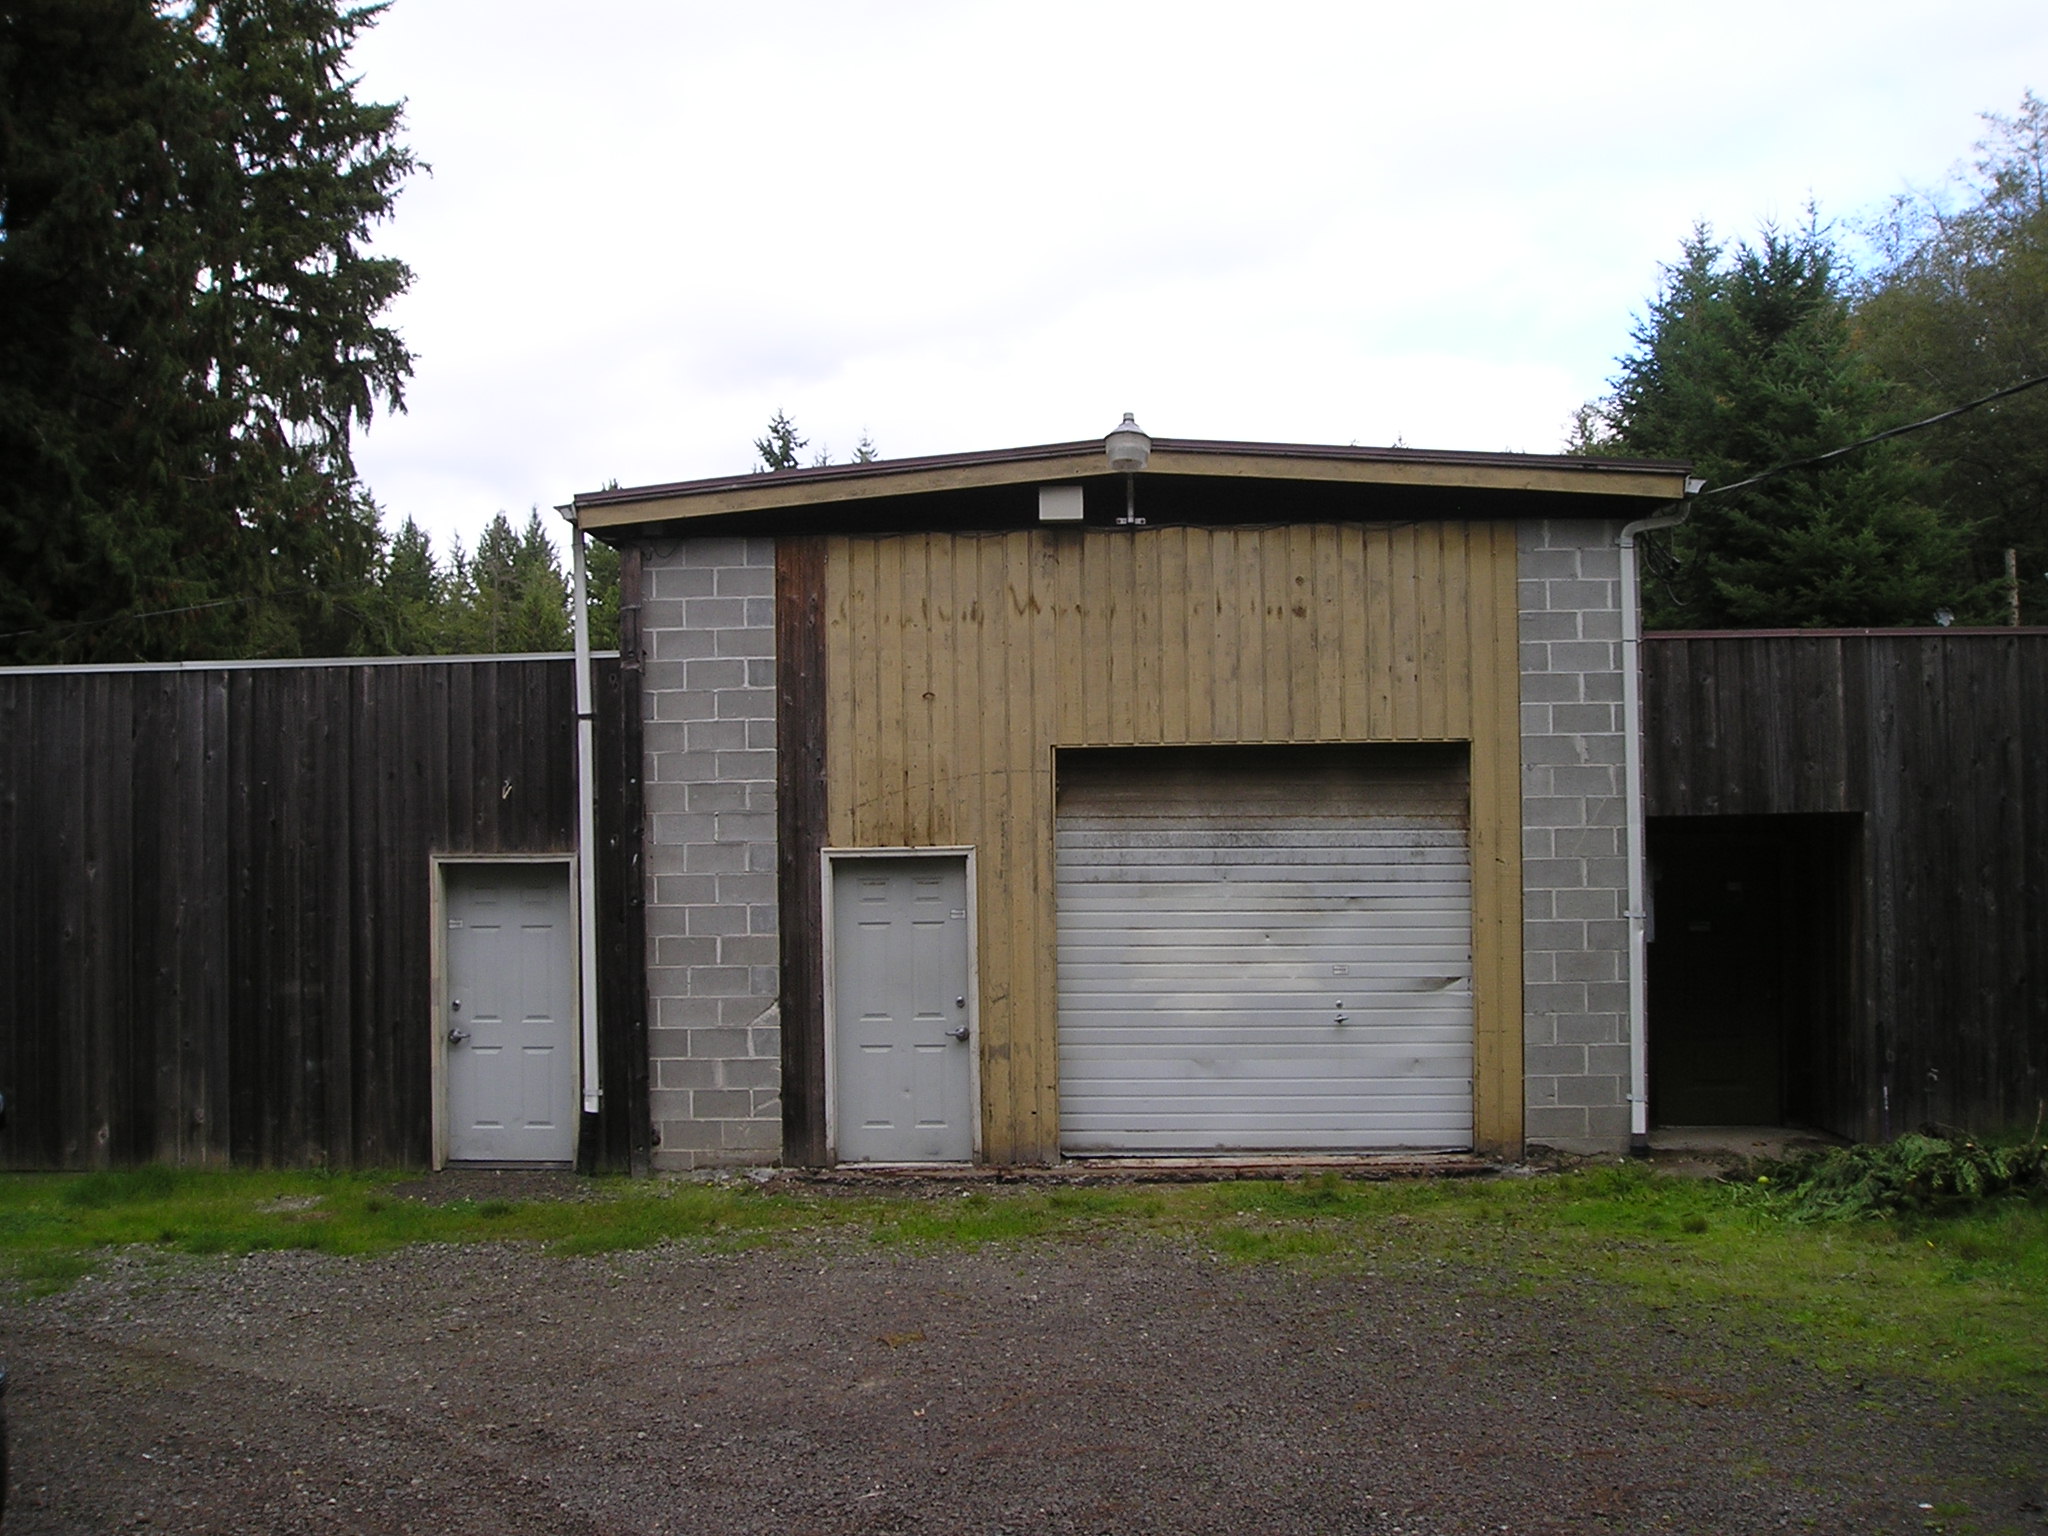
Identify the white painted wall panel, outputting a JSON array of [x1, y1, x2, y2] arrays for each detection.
[[1056, 750, 1474, 1152]]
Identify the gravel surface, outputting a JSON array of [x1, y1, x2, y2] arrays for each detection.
[[3, 1219, 2043, 1535]]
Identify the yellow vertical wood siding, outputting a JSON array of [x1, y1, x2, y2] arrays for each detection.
[[823, 522, 1525, 1162]]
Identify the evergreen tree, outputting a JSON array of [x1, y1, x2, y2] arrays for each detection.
[[582, 537, 621, 650], [507, 510, 571, 652], [377, 514, 445, 653], [1580, 223, 1972, 628], [852, 430, 880, 463], [452, 513, 520, 651], [753, 409, 806, 471], [440, 534, 472, 642], [0, 0, 417, 662], [1858, 93, 2048, 622], [383, 517, 438, 614]]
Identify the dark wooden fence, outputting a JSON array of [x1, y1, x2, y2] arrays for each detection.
[[0, 656, 648, 1171], [12, 632, 2039, 1160], [1643, 631, 2048, 1139]]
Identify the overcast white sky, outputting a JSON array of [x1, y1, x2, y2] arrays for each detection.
[[345, 1, 2046, 558]]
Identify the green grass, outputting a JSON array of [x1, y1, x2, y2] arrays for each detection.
[[2, 1163, 2043, 1405], [0, 1167, 829, 1266]]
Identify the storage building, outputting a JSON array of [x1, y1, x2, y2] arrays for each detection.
[[573, 426, 1693, 1168]]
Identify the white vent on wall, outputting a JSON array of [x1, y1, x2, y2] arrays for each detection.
[[1038, 484, 1084, 522]]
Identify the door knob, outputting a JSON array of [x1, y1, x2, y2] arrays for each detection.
[[945, 1025, 969, 1041], [450, 998, 462, 1011], [448, 1027, 470, 1044]]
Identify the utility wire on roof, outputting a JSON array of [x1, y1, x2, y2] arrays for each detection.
[[0, 594, 256, 642], [2, 581, 395, 646], [1699, 371, 2048, 499]]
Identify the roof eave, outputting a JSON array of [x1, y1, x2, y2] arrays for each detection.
[[572, 438, 1692, 533]]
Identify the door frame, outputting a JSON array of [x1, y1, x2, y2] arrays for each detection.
[[820, 846, 982, 1165], [429, 853, 582, 1170]]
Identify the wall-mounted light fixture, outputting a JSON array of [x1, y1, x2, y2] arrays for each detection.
[[1105, 412, 1150, 526]]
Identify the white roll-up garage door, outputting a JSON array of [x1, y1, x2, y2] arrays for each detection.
[[1056, 747, 1473, 1153]]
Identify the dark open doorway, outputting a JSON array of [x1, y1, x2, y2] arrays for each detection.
[[1647, 815, 1859, 1134]]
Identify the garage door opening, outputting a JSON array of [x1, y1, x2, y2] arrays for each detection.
[[1055, 744, 1474, 1155], [1647, 815, 1858, 1135]]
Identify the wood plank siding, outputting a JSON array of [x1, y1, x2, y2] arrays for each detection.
[[1642, 632, 2048, 1139], [819, 522, 1525, 1161], [0, 657, 648, 1171]]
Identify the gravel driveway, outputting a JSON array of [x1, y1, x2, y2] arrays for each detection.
[[2, 1216, 2042, 1535]]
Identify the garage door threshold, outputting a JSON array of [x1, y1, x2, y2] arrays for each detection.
[[1062, 1153, 1496, 1182], [791, 1152, 1498, 1187]]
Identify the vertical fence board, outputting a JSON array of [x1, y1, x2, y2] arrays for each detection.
[[54, 678, 89, 1163], [348, 667, 383, 1165], [197, 673, 230, 1163], [22, 679, 64, 1163], [133, 675, 173, 1163], [612, 552, 652, 1174], [0, 682, 24, 1162], [92, 676, 133, 1165]]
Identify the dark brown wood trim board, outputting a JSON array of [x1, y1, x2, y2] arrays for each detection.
[[775, 535, 830, 1165]]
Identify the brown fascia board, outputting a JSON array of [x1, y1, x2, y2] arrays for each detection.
[[1648, 627, 2048, 639], [572, 436, 1693, 533]]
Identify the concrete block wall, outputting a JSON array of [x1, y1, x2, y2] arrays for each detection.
[[1517, 519, 1633, 1152], [638, 537, 784, 1171]]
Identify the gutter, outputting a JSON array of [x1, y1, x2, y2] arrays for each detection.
[[557, 503, 604, 1122], [1617, 480, 1703, 1153]]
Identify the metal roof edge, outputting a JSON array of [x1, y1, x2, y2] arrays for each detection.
[[0, 651, 620, 678], [576, 437, 1691, 508], [576, 439, 1108, 508], [1645, 628, 2048, 639]]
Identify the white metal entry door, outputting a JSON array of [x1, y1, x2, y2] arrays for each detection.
[[1057, 749, 1474, 1153], [831, 857, 974, 1163], [445, 863, 579, 1164]]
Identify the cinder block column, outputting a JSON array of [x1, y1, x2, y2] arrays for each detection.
[[637, 538, 782, 1170], [1518, 520, 1632, 1153]]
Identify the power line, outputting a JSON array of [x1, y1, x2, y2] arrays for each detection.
[[0, 594, 256, 643], [1700, 371, 2048, 499], [1, 581, 401, 645]]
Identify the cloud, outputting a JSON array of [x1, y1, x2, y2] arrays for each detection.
[[347, 0, 2048, 553]]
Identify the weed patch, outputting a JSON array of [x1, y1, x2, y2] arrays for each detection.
[[1757, 1134, 2048, 1220]]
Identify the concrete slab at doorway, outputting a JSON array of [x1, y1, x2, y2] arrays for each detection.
[[1647, 1125, 1847, 1179]]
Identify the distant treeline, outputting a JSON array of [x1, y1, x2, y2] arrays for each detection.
[[378, 511, 620, 656]]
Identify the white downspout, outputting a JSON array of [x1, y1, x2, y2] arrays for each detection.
[[1618, 481, 1702, 1153], [560, 503, 603, 1118]]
